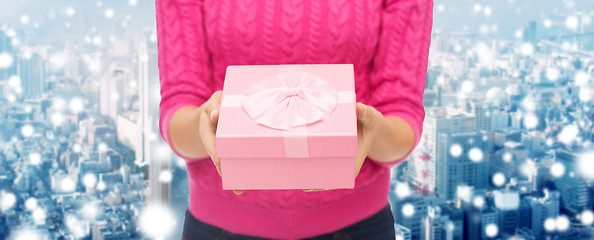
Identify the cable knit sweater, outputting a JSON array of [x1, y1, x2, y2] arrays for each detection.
[[156, 0, 433, 239]]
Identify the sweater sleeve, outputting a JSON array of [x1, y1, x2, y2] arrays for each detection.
[[156, 0, 213, 161], [367, 0, 433, 168]]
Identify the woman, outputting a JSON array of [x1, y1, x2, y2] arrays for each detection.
[[156, 0, 433, 239]]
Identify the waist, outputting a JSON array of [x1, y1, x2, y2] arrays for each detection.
[[185, 159, 392, 239], [184, 204, 393, 240]]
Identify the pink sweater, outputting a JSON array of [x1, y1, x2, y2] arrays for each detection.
[[156, 0, 433, 239]]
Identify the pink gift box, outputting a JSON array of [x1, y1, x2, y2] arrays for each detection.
[[215, 64, 358, 190]]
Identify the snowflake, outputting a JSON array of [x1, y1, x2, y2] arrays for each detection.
[[25, 198, 38, 210], [1, 192, 16, 212], [524, 113, 538, 129], [580, 210, 594, 226], [66, 215, 87, 237], [53, 97, 66, 111], [159, 170, 173, 183], [543, 19, 553, 28], [579, 88, 592, 102], [483, 6, 492, 18], [83, 173, 97, 188], [492, 173, 506, 186], [32, 208, 46, 225], [96, 181, 106, 191], [520, 43, 534, 56], [12, 230, 42, 240], [473, 196, 485, 208], [578, 151, 594, 179], [450, 144, 463, 157], [395, 182, 412, 199], [550, 162, 565, 178], [544, 218, 556, 232], [485, 223, 498, 237], [502, 152, 513, 162], [558, 125, 579, 145], [8, 75, 20, 89], [61, 178, 76, 192], [51, 112, 64, 126], [82, 203, 99, 219], [0, 52, 13, 69], [545, 67, 560, 81], [21, 125, 34, 137], [401, 203, 415, 217], [20, 15, 29, 24], [105, 9, 115, 19], [29, 152, 41, 165], [69, 97, 84, 113], [66, 7, 75, 16], [468, 148, 483, 162], [575, 71, 589, 86], [139, 204, 177, 239], [556, 215, 570, 232], [566, 16, 579, 30]]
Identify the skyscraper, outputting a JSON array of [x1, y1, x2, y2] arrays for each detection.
[[395, 224, 412, 240], [17, 52, 45, 100], [554, 150, 593, 215], [138, 33, 172, 204], [522, 21, 537, 44], [461, 200, 499, 240], [394, 194, 446, 240], [410, 107, 476, 194], [436, 130, 489, 200], [527, 190, 560, 237], [421, 206, 453, 240]]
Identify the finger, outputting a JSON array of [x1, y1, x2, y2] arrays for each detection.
[[303, 188, 335, 192], [210, 108, 219, 124], [357, 103, 382, 129], [233, 190, 244, 195], [356, 102, 368, 121], [204, 91, 223, 120], [199, 109, 221, 176]]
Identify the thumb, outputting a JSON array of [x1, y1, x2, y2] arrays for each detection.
[[210, 108, 220, 124], [356, 102, 368, 122]]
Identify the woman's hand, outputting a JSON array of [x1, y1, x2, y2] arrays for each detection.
[[304, 102, 382, 192], [198, 90, 244, 195], [353, 102, 382, 177]]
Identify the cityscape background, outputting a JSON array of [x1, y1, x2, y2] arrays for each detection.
[[0, 0, 593, 239]]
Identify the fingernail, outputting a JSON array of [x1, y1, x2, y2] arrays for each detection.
[[363, 105, 368, 119], [210, 109, 218, 121]]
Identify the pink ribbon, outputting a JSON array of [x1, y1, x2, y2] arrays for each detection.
[[240, 71, 338, 130]]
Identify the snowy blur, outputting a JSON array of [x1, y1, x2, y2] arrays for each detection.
[[0, 0, 593, 239]]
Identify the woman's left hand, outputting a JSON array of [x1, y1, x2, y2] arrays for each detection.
[[304, 102, 382, 192]]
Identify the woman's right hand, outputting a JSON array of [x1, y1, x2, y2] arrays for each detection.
[[198, 91, 244, 195]]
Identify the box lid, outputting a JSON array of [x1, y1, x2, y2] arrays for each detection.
[[215, 64, 357, 159]]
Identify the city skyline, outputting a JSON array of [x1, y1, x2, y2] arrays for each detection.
[[1, 1, 594, 240]]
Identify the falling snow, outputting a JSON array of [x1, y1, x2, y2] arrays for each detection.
[[550, 162, 565, 178], [450, 144, 463, 157], [468, 148, 484, 162], [485, 223, 498, 237], [580, 210, 594, 226], [556, 215, 571, 232], [492, 172, 506, 186], [139, 204, 177, 239]]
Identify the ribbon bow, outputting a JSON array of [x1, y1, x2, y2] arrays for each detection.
[[240, 71, 338, 130]]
